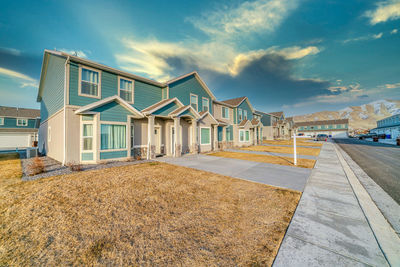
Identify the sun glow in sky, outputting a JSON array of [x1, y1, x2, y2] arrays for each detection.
[[0, 0, 399, 115]]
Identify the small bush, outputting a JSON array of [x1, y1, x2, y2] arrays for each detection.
[[28, 157, 45, 176], [135, 155, 142, 161], [68, 162, 83, 172]]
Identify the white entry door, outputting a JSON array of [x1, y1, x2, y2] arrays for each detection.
[[154, 126, 161, 154]]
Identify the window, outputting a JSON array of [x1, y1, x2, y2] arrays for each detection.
[[0, 117, 4, 125], [190, 94, 198, 111], [238, 108, 243, 121], [244, 110, 248, 120], [17, 118, 28, 126], [80, 67, 100, 98], [130, 120, 135, 149], [202, 97, 209, 112], [239, 130, 249, 142], [222, 107, 229, 119], [200, 127, 211, 145], [119, 77, 134, 103], [240, 130, 244, 142], [101, 124, 126, 150], [226, 127, 232, 141], [82, 124, 93, 151], [245, 130, 250, 141]]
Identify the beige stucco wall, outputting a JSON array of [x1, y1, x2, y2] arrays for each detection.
[[213, 103, 234, 124], [262, 126, 274, 140], [38, 109, 64, 163], [65, 106, 81, 163]]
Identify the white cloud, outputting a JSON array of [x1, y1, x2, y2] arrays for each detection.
[[365, 0, 400, 25], [0, 47, 21, 56], [391, 28, 398, 34], [0, 67, 38, 88], [384, 82, 400, 88], [59, 49, 88, 58], [343, 32, 383, 43]]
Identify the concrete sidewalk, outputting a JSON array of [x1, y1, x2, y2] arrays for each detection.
[[156, 154, 311, 191], [273, 142, 394, 266], [225, 148, 317, 160]]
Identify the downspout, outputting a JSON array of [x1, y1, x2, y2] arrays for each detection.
[[62, 56, 70, 165]]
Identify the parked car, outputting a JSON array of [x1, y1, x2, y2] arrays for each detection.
[[315, 134, 328, 141]]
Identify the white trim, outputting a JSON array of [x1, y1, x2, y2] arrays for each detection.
[[202, 97, 210, 112], [239, 129, 250, 142], [142, 97, 184, 115], [154, 125, 162, 154], [200, 126, 211, 145], [118, 76, 135, 104], [244, 110, 248, 120], [166, 71, 216, 100], [221, 106, 229, 119], [16, 118, 28, 126], [198, 111, 219, 125], [78, 65, 102, 99], [133, 144, 147, 148], [168, 105, 201, 119], [80, 114, 97, 163], [238, 108, 243, 121], [170, 125, 175, 156], [190, 93, 198, 112], [74, 95, 144, 118], [48, 126, 51, 142], [0, 117, 4, 125]]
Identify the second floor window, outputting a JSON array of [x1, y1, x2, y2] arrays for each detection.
[[81, 67, 100, 97], [202, 97, 209, 112], [190, 94, 198, 111], [17, 118, 28, 126], [222, 107, 229, 119], [0, 117, 4, 125], [244, 110, 248, 120], [119, 78, 134, 103], [238, 108, 242, 121]]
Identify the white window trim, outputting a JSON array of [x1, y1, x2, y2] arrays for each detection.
[[200, 126, 211, 145], [238, 108, 243, 121], [99, 121, 128, 152], [202, 97, 209, 112], [118, 76, 134, 104], [244, 110, 248, 120], [82, 123, 94, 152], [222, 106, 229, 119], [239, 129, 250, 142], [78, 65, 102, 99], [0, 117, 4, 125], [190, 93, 198, 111], [16, 118, 28, 126]]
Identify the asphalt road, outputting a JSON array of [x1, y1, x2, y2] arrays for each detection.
[[334, 138, 400, 204]]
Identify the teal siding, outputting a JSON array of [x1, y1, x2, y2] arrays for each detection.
[[153, 102, 180, 116], [0, 117, 38, 129], [81, 152, 93, 161], [218, 126, 223, 141], [93, 101, 131, 122], [40, 54, 66, 121], [100, 150, 127, 160], [226, 125, 233, 141], [82, 115, 94, 121], [179, 109, 195, 118], [233, 108, 237, 124], [237, 100, 253, 123], [259, 113, 272, 126], [168, 75, 213, 114], [69, 62, 163, 110]]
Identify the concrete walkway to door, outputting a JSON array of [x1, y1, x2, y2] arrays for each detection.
[[156, 154, 311, 191]]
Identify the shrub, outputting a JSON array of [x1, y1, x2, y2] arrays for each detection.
[[28, 157, 45, 176], [68, 162, 83, 172]]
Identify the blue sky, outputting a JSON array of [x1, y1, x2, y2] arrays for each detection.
[[0, 0, 399, 116]]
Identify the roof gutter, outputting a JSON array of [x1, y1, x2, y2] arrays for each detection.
[[62, 55, 70, 166]]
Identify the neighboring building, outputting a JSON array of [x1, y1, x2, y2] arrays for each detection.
[[255, 110, 293, 140], [295, 119, 349, 137], [370, 114, 400, 139], [37, 50, 263, 165], [0, 106, 40, 148]]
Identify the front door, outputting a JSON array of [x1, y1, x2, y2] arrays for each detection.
[[154, 126, 161, 154]]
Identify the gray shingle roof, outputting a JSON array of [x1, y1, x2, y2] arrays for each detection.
[[0, 106, 40, 118]]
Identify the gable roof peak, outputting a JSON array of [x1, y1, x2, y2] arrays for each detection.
[[220, 96, 247, 107]]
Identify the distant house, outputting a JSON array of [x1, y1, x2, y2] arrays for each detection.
[[0, 106, 40, 148], [295, 119, 349, 137], [255, 110, 293, 140], [370, 114, 400, 139]]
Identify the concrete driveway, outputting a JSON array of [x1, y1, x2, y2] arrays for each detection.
[[156, 154, 311, 191]]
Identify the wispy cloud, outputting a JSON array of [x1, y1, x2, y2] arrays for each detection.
[[342, 32, 383, 43], [384, 82, 400, 88], [391, 28, 398, 34], [0, 47, 20, 56], [59, 49, 89, 58], [365, 0, 400, 25], [0, 67, 38, 88]]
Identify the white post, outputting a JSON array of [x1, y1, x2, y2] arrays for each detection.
[[293, 134, 297, 166]]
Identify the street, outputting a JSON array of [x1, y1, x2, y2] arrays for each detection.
[[334, 138, 400, 205]]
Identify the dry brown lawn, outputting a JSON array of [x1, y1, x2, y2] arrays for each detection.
[[0, 161, 301, 266], [209, 151, 315, 169], [263, 139, 323, 147], [242, 145, 320, 156]]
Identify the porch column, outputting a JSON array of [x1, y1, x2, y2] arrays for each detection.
[[253, 127, 257, 145], [147, 115, 155, 159], [213, 125, 218, 151], [191, 118, 198, 154], [222, 126, 227, 150], [258, 126, 262, 144], [174, 117, 181, 157]]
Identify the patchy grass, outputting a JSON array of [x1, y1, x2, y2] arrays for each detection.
[[0, 153, 22, 186], [242, 145, 320, 156], [263, 139, 322, 147], [0, 161, 301, 266], [209, 151, 315, 169]]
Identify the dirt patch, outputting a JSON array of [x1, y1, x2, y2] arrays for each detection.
[[263, 140, 322, 147], [209, 151, 315, 169], [0, 161, 300, 266], [242, 145, 320, 156]]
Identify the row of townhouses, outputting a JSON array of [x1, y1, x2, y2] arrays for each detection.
[[35, 50, 293, 164]]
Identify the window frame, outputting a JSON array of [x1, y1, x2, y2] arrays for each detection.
[[82, 123, 94, 152], [202, 97, 209, 112], [239, 129, 245, 142], [78, 65, 102, 99], [244, 110, 248, 120], [0, 117, 4, 125], [200, 126, 211, 145], [118, 76, 135, 104], [222, 106, 229, 119], [245, 130, 250, 141], [100, 122, 128, 152], [238, 108, 243, 121], [17, 118, 28, 127], [190, 93, 198, 111]]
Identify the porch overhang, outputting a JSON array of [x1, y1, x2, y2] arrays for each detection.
[[168, 105, 201, 119], [74, 95, 144, 118]]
